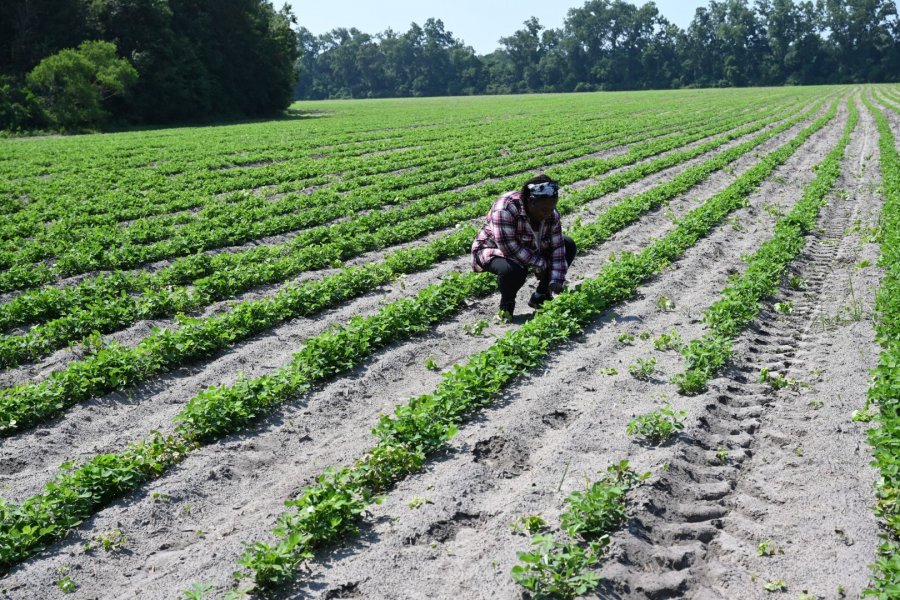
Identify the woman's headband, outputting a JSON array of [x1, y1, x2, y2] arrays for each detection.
[[526, 181, 559, 198]]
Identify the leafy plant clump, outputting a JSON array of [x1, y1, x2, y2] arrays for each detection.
[[656, 295, 676, 311], [617, 332, 636, 345], [510, 515, 549, 536], [626, 405, 686, 444], [653, 328, 683, 351], [758, 367, 800, 390], [511, 462, 647, 599], [628, 356, 657, 380]]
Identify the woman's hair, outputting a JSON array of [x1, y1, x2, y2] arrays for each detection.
[[521, 174, 560, 205]]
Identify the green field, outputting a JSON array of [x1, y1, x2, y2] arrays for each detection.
[[1, 86, 899, 599]]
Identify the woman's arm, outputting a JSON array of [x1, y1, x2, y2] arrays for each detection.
[[547, 217, 567, 290]]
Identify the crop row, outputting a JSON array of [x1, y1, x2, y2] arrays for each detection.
[[0, 97, 797, 292], [0, 98, 829, 425], [671, 96, 858, 394], [0, 97, 801, 320], [230, 101, 840, 593], [0, 109, 810, 377], [861, 94, 900, 595], [0, 99, 840, 573], [0, 99, 817, 358], [1, 92, 752, 241], [0, 106, 644, 248]]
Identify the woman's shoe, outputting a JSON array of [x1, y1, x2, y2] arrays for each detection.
[[528, 291, 552, 309]]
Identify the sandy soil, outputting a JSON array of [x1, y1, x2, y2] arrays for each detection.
[[0, 94, 886, 600]]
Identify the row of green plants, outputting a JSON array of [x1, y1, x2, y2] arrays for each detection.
[[0, 103, 837, 573], [0, 99, 828, 429], [671, 96, 858, 395], [0, 103, 552, 234], [0, 98, 798, 333], [0, 108, 642, 257], [861, 95, 900, 596], [0, 97, 796, 292], [0, 102, 804, 369], [2, 89, 810, 234], [226, 104, 837, 593], [510, 462, 647, 599]]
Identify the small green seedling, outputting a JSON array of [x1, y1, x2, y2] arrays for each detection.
[[408, 496, 432, 509], [653, 329, 683, 352], [183, 582, 215, 600], [856, 259, 871, 269], [851, 407, 874, 422], [774, 301, 794, 315], [424, 355, 439, 370], [93, 529, 127, 552], [626, 405, 685, 444], [56, 567, 76, 594], [656, 296, 676, 311], [639, 331, 652, 340], [510, 514, 549, 535], [788, 275, 806, 290], [808, 399, 824, 410], [763, 202, 784, 218], [714, 447, 729, 465], [628, 357, 657, 381], [465, 319, 491, 336], [763, 578, 787, 592], [758, 368, 800, 390], [617, 333, 636, 345], [758, 539, 781, 556], [599, 367, 618, 376]]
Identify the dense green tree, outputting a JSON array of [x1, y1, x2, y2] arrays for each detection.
[[1, 0, 298, 129], [25, 39, 137, 129], [2, 0, 899, 128], [822, 0, 898, 82]]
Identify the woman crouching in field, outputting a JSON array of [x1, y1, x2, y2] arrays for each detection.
[[471, 174, 576, 320]]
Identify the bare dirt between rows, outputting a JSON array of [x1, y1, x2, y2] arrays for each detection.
[[0, 97, 869, 600], [598, 96, 883, 599]]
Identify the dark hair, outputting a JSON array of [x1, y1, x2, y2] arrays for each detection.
[[521, 173, 559, 206]]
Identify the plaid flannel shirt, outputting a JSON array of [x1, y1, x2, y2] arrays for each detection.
[[471, 191, 568, 286]]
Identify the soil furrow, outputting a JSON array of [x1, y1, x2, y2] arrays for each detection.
[[599, 97, 881, 600]]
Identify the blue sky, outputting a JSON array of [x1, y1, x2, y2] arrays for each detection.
[[283, 1, 709, 54]]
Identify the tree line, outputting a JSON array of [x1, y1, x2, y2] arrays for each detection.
[[2, 0, 898, 131], [0, 0, 298, 131], [296, 0, 899, 99]]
